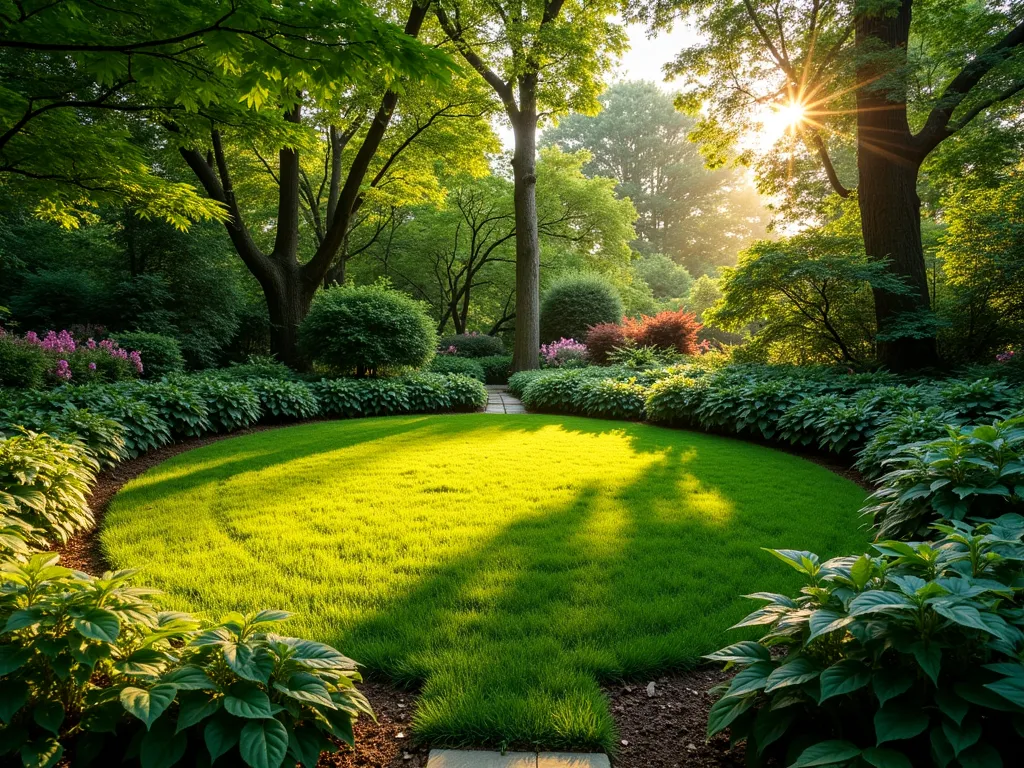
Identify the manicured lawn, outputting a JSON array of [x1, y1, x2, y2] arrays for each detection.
[[101, 414, 869, 751]]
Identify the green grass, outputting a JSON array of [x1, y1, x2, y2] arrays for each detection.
[[101, 414, 869, 751]]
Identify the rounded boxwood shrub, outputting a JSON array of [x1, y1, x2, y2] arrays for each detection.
[[299, 285, 436, 375], [428, 356, 486, 382], [109, 331, 185, 378], [437, 332, 505, 358], [539, 274, 623, 344], [440, 373, 488, 411]]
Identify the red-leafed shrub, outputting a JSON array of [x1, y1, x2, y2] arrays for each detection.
[[585, 323, 628, 365], [623, 309, 702, 355]]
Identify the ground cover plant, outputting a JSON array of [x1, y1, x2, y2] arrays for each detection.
[[100, 414, 869, 750]]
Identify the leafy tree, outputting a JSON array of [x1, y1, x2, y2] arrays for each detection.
[[936, 173, 1024, 360], [354, 148, 636, 336], [434, 0, 627, 370], [642, 0, 1024, 370], [163, 2, 454, 366], [633, 253, 693, 300], [707, 232, 912, 365], [686, 273, 722, 322], [542, 80, 768, 273]]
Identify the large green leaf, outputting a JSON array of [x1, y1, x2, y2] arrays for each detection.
[[273, 673, 335, 709], [706, 693, 754, 738], [32, 701, 64, 735], [848, 591, 915, 617], [120, 685, 177, 730], [861, 747, 913, 768], [175, 692, 222, 733], [942, 716, 982, 757], [239, 718, 289, 768], [224, 682, 274, 719], [20, 737, 62, 768], [753, 708, 794, 755], [764, 657, 819, 692], [72, 607, 121, 643], [162, 664, 218, 691], [808, 609, 854, 641], [874, 701, 929, 744], [224, 643, 274, 684], [791, 740, 862, 767], [819, 660, 870, 702], [0, 680, 28, 723], [985, 665, 1024, 708], [205, 714, 242, 762], [703, 640, 770, 665], [140, 717, 188, 768]]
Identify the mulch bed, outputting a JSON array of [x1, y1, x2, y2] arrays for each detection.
[[56, 421, 870, 767]]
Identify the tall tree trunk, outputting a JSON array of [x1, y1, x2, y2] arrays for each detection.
[[855, 0, 939, 371], [510, 83, 540, 372], [265, 264, 316, 368]]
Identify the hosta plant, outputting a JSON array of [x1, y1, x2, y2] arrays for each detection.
[[0, 555, 372, 768], [131, 382, 212, 439], [706, 517, 1024, 768], [576, 378, 646, 421], [644, 374, 708, 425], [249, 379, 320, 421], [311, 378, 409, 418], [864, 417, 1024, 539], [88, 394, 172, 459], [437, 374, 488, 411], [0, 430, 96, 549], [855, 408, 963, 480], [192, 379, 262, 433]]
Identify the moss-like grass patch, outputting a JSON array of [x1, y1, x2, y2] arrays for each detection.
[[102, 414, 869, 751]]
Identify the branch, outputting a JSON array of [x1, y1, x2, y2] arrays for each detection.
[[914, 19, 1024, 156], [434, 4, 517, 112], [806, 130, 851, 197]]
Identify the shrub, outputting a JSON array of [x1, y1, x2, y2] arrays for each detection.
[[0, 430, 96, 550], [644, 374, 708, 425], [584, 323, 628, 366], [705, 520, 1024, 767], [855, 407, 962, 480], [437, 332, 505, 358], [438, 373, 488, 411], [45, 407, 126, 468], [539, 274, 623, 343], [311, 378, 409, 418], [540, 338, 589, 368], [110, 331, 185, 378], [299, 285, 436, 375], [938, 377, 1021, 419], [0, 556, 371, 768], [0, 336, 48, 389], [576, 378, 646, 420], [214, 356, 296, 382], [623, 308, 701, 355], [193, 378, 262, 432], [476, 355, 513, 385], [249, 379, 320, 421], [88, 392, 172, 458], [520, 369, 599, 413], [133, 381, 212, 439], [865, 418, 1024, 538], [428, 356, 486, 382], [507, 369, 553, 399], [607, 345, 682, 370]]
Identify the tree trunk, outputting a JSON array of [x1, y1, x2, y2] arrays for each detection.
[[265, 265, 316, 368], [509, 88, 540, 372], [855, 0, 939, 371]]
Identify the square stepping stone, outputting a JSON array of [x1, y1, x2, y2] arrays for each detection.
[[427, 749, 536, 768], [537, 754, 610, 768]]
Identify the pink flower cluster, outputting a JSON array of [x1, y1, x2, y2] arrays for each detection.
[[540, 338, 588, 367], [439, 345, 459, 356], [1, 326, 144, 381], [997, 349, 1016, 363]]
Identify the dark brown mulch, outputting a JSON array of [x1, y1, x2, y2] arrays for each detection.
[[606, 669, 745, 768], [53, 420, 866, 766], [319, 682, 429, 768]]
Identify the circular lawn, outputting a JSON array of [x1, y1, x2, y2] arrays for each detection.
[[101, 414, 869, 751]]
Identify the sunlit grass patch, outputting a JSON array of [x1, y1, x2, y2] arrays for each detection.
[[102, 414, 868, 751]]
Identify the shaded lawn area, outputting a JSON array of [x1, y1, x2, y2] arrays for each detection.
[[101, 414, 869, 752]]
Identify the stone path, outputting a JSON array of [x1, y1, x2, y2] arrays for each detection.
[[484, 385, 526, 414], [427, 750, 609, 768]]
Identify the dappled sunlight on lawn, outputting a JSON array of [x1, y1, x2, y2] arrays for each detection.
[[102, 414, 868, 750]]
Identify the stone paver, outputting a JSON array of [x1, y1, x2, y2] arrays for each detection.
[[537, 753, 610, 768], [427, 750, 536, 768], [483, 385, 526, 414]]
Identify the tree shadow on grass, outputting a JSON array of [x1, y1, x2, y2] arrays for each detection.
[[103, 415, 870, 752]]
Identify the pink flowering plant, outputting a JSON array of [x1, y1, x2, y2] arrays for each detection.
[[997, 347, 1016, 363], [0, 326, 143, 386], [540, 338, 589, 368]]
